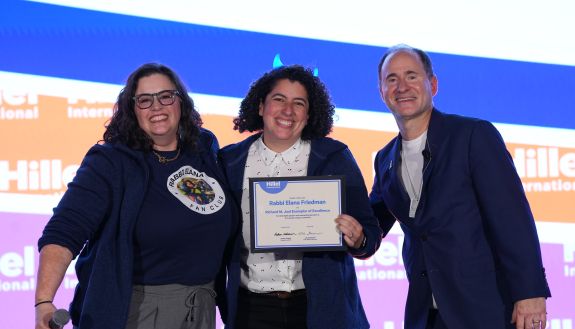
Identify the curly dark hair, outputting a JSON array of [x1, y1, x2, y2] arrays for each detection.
[[103, 63, 202, 151], [233, 65, 335, 139]]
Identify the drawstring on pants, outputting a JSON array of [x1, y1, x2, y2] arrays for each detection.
[[185, 287, 217, 322]]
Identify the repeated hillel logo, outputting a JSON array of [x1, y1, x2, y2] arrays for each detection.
[[0, 245, 77, 293], [0, 160, 79, 193], [564, 242, 575, 279], [513, 146, 575, 192], [354, 234, 407, 281], [168, 166, 226, 214], [67, 98, 113, 119], [0, 90, 39, 120]]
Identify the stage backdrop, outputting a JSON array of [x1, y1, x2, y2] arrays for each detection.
[[1, 1, 574, 328]]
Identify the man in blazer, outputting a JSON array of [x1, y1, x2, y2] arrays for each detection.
[[370, 44, 551, 329]]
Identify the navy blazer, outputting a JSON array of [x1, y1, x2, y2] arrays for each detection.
[[370, 109, 551, 329], [219, 133, 382, 329]]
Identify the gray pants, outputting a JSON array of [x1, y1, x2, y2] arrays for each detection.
[[125, 282, 216, 329]]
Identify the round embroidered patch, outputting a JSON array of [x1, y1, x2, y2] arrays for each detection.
[[167, 165, 226, 214]]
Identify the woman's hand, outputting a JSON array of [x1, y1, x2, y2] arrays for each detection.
[[335, 214, 365, 249], [35, 302, 56, 329]]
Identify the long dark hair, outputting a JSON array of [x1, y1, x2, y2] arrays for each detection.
[[233, 65, 335, 139], [103, 63, 202, 151]]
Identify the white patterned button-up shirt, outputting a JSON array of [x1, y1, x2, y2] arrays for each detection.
[[240, 137, 311, 293]]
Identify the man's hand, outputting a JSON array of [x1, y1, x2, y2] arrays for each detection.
[[512, 297, 547, 329]]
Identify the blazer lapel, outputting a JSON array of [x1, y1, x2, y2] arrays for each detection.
[[415, 109, 448, 227], [381, 137, 415, 227], [421, 109, 445, 192]]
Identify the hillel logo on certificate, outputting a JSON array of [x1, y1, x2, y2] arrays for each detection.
[[249, 175, 346, 253], [260, 180, 288, 193]]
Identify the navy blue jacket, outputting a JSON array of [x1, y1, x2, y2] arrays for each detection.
[[370, 109, 551, 329], [38, 129, 238, 328], [218, 133, 382, 329]]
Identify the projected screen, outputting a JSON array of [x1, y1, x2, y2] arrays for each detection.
[[1, 1, 574, 328]]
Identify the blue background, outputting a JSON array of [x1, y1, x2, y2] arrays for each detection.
[[2, 0, 574, 129]]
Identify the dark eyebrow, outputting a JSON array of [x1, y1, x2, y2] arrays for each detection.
[[385, 70, 419, 80], [135, 89, 174, 97], [270, 93, 287, 99], [293, 97, 308, 105], [270, 93, 308, 105], [385, 72, 398, 81]]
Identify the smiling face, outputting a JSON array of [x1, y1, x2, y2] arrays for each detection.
[[134, 73, 181, 150], [259, 79, 309, 152], [379, 50, 438, 125]]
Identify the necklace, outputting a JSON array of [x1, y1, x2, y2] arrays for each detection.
[[152, 148, 181, 164], [401, 149, 423, 217]]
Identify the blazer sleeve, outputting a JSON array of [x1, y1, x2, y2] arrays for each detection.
[[468, 120, 551, 301], [327, 147, 383, 259], [369, 149, 397, 236]]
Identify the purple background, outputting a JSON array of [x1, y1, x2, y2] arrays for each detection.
[[1, 212, 572, 328]]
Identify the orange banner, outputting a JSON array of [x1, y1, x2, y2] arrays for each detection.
[[1, 94, 573, 222]]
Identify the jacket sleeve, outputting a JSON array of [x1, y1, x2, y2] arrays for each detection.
[[324, 147, 383, 259], [369, 149, 397, 236], [469, 120, 551, 301], [38, 145, 117, 257], [200, 128, 220, 159]]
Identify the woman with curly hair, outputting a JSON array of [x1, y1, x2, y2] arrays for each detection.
[[35, 63, 237, 329], [219, 65, 382, 329]]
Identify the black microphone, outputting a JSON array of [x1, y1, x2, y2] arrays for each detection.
[[422, 149, 432, 161], [48, 309, 70, 329]]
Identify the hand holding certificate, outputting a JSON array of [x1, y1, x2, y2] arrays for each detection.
[[249, 176, 346, 252]]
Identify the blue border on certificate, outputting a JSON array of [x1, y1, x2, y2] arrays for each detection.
[[249, 175, 346, 253]]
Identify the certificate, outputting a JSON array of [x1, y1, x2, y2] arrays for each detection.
[[249, 176, 346, 252]]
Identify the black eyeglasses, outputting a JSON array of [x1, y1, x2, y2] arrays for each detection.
[[133, 90, 180, 109]]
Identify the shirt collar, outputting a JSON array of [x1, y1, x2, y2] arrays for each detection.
[[255, 137, 304, 166]]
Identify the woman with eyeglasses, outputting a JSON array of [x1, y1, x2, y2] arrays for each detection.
[[35, 63, 238, 329]]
